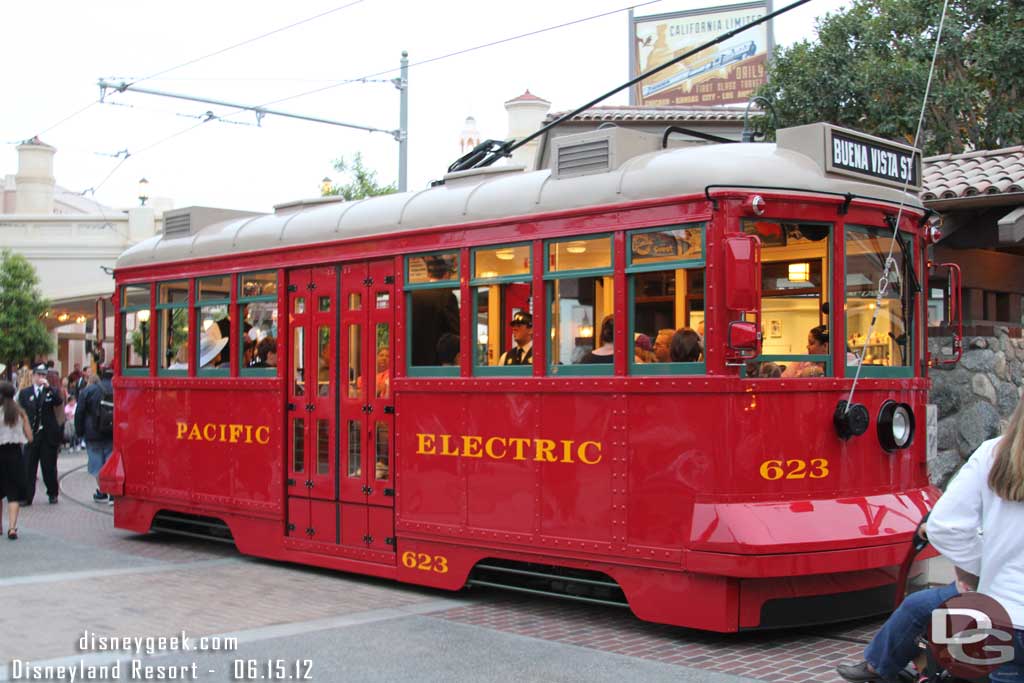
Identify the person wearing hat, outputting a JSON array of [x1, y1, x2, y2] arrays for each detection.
[[498, 311, 534, 366], [16, 364, 64, 505]]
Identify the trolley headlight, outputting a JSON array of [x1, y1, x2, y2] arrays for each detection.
[[878, 401, 915, 451]]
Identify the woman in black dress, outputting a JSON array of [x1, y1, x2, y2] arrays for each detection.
[[0, 381, 32, 539]]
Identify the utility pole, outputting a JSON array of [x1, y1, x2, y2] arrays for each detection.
[[98, 51, 411, 191], [394, 51, 409, 192]]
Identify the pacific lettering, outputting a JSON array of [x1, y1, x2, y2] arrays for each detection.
[[415, 433, 604, 466], [175, 421, 273, 445]]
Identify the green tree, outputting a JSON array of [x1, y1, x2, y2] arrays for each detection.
[[757, 0, 1024, 155], [0, 249, 52, 375], [321, 153, 397, 200]]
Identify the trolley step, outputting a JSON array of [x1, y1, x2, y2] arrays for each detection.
[[467, 559, 629, 609]]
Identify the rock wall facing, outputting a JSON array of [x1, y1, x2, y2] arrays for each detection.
[[928, 328, 1024, 487]]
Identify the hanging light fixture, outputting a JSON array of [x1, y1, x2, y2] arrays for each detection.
[[495, 249, 515, 261], [578, 311, 594, 338], [566, 240, 588, 254], [788, 262, 810, 282]]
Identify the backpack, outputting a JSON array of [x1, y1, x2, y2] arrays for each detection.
[[97, 384, 114, 438]]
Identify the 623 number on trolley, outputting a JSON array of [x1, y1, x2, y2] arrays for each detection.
[[759, 458, 829, 480]]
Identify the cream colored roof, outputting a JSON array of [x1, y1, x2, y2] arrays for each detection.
[[117, 142, 923, 270]]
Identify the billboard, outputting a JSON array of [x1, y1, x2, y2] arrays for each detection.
[[631, 2, 771, 107]]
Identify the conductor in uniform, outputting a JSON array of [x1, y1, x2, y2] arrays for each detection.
[[498, 311, 534, 365], [17, 364, 63, 504]]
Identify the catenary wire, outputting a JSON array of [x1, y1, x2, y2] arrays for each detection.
[[131, 0, 366, 85], [79, 0, 662, 193], [844, 0, 949, 413], [243, 0, 664, 111]]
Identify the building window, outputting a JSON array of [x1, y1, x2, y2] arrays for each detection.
[[627, 224, 706, 374], [156, 280, 189, 375], [546, 235, 615, 374], [472, 243, 533, 375], [239, 271, 279, 376], [195, 275, 231, 375], [121, 284, 151, 374], [406, 252, 460, 375]]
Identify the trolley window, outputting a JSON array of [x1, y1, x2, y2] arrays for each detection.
[[239, 271, 279, 376], [844, 226, 915, 377], [121, 284, 152, 376], [156, 280, 190, 376], [741, 220, 833, 378], [472, 243, 533, 376], [627, 224, 706, 375], [545, 235, 615, 375], [195, 275, 231, 376], [405, 251, 460, 376]]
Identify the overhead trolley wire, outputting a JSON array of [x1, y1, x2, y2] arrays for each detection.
[[844, 0, 950, 412], [245, 0, 664, 111], [131, 0, 366, 85]]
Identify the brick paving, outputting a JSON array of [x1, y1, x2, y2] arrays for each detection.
[[2, 450, 911, 682], [435, 591, 881, 683]]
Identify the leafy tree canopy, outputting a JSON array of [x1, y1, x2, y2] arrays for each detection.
[[758, 0, 1024, 155], [321, 153, 397, 200], [0, 249, 52, 372]]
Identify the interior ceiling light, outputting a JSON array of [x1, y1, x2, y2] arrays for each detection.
[[566, 241, 587, 254], [788, 262, 810, 282], [495, 249, 515, 261]]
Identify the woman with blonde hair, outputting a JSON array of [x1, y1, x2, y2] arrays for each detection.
[[838, 398, 1024, 682], [0, 381, 32, 540]]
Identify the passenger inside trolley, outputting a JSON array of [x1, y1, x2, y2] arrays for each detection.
[[410, 255, 460, 366], [436, 332, 459, 366], [781, 325, 829, 377], [580, 315, 615, 364], [653, 329, 673, 362], [669, 327, 702, 362], [252, 337, 277, 368]]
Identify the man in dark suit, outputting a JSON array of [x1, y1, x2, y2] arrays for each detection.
[[17, 364, 64, 504]]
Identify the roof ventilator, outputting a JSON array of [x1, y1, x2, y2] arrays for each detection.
[[551, 127, 662, 179]]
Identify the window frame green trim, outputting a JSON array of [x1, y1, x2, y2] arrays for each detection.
[[238, 272, 279, 378], [471, 282, 532, 377], [120, 284, 152, 376], [404, 289, 460, 378], [545, 279, 615, 376], [627, 275, 706, 376], [470, 241, 532, 285], [194, 299, 231, 378], [625, 222, 707, 271], [843, 224, 915, 379], [403, 250, 460, 290], [543, 234, 614, 278], [753, 221, 834, 376], [154, 280, 189, 377]]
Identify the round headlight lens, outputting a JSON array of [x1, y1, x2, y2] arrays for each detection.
[[892, 406, 911, 447], [878, 400, 915, 452]]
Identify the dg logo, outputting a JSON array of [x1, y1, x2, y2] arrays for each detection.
[[928, 591, 1016, 679]]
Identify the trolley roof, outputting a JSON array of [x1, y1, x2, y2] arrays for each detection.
[[117, 124, 924, 270]]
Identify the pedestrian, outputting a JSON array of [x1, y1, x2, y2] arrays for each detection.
[[837, 396, 1024, 682], [16, 364, 63, 505], [75, 364, 114, 504], [0, 381, 31, 539]]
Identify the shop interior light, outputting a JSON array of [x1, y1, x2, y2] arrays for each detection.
[[57, 313, 70, 322], [137, 309, 151, 323], [578, 311, 594, 338], [788, 262, 810, 282]]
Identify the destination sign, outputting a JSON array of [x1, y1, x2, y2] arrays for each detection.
[[828, 130, 920, 190]]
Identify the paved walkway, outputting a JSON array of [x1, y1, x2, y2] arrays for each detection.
[[0, 450, 936, 682]]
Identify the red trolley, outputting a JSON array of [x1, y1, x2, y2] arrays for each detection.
[[103, 122, 956, 632]]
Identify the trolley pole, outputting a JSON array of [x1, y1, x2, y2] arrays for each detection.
[[394, 51, 409, 192]]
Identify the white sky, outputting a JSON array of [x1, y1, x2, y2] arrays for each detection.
[[1, 0, 849, 213]]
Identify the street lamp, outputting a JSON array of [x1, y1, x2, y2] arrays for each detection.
[[138, 177, 150, 206], [320, 177, 332, 196]]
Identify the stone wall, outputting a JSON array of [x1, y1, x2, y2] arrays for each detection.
[[928, 328, 1024, 487]]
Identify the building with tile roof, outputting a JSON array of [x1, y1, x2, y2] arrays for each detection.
[[921, 146, 1024, 331]]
